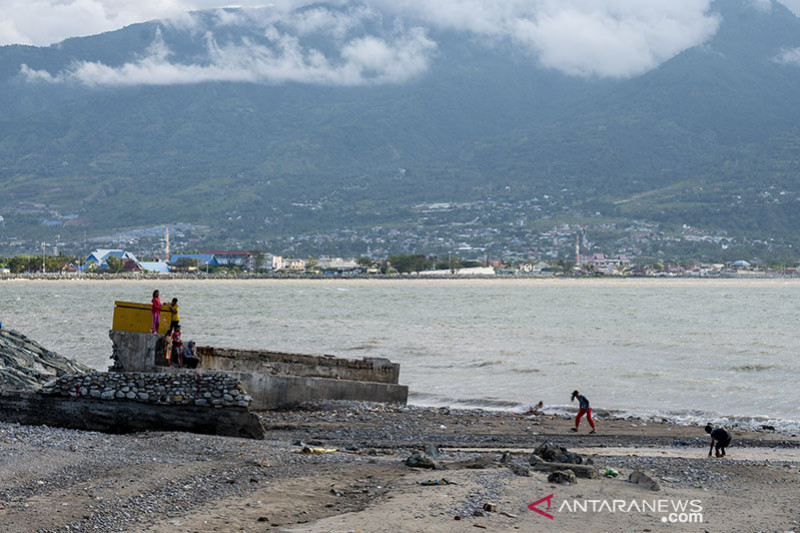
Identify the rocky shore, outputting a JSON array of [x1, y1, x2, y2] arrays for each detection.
[[0, 401, 797, 533], [0, 327, 797, 532], [0, 328, 90, 390]]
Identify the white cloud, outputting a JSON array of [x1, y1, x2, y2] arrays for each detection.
[[775, 46, 800, 64], [7, 0, 799, 86], [374, 0, 721, 78], [20, 23, 436, 86], [749, 0, 773, 11], [779, 0, 800, 14], [2, 0, 798, 49]]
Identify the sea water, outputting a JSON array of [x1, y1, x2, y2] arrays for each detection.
[[1, 278, 798, 432]]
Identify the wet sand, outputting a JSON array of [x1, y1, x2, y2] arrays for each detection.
[[0, 403, 798, 533]]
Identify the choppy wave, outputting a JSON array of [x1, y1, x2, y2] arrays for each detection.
[[408, 392, 800, 435], [730, 364, 779, 372], [467, 360, 505, 368], [408, 391, 522, 410]]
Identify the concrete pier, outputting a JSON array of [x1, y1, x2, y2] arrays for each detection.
[[109, 330, 409, 409]]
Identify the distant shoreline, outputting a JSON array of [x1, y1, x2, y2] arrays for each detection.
[[1, 272, 796, 281]]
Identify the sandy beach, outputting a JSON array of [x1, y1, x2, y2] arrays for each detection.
[[0, 402, 797, 533]]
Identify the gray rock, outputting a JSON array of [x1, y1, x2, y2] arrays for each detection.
[[548, 470, 577, 485], [508, 463, 531, 477], [629, 470, 661, 491], [424, 444, 441, 458], [405, 451, 438, 469], [531, 461, 599, 479], [534, 442, 583, 464], [528, 453, 545, 466]]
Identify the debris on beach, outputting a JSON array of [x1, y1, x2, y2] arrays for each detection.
[[0, 327, 91, 390], [420, 478, 454, 486], [529, 443, 599, 479], [533, 442, 584, 464], [300, 446, 338, 455]]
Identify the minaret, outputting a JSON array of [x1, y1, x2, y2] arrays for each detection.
[[575, 233, 580, 265], [165, 226, 170, 261]]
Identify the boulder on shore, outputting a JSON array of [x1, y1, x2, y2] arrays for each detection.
[[548, 470, 578, 485], [629, 470, 661, 491], [0, 328, 91, 390], [532, 442, 583, 464], [405, 451, 439, 469]]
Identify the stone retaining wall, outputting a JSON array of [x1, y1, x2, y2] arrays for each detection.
[[0, 390, 265, 439], [41, 372, 252, 408]]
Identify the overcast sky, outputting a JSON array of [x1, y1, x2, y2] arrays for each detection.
[[6, 0, 800, 87]]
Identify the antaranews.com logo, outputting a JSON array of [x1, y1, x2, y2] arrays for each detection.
[[529, 494, 703, 524]]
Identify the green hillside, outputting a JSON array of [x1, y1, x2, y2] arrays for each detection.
[[0, 0, 799, 262]]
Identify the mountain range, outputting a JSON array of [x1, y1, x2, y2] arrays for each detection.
[[1, 0, 799, 261]]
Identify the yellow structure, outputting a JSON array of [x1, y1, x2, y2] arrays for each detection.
[[112, 301, 176, 334]]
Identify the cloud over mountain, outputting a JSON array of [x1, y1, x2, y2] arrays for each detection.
[[21, 17, 437, 87], [11, 0, 797, 86]]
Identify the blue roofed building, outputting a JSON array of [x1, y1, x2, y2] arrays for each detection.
[[139, 261, 171, 274], [170, 253, 219, 266], [84, 249, 138, 270]]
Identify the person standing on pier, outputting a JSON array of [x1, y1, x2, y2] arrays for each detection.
[[150, 290, 161, 334], [168, 297, 180, 330]]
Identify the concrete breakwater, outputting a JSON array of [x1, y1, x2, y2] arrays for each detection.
[[109, 329, 409, 410], [41, 371, 253, 408]]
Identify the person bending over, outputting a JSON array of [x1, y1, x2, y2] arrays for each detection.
[[705, 424, 731, 457], [571, 390, 596, 434]]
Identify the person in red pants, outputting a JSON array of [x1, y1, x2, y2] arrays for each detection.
[[571, 390, 596, 434], [150, 289, 161, 334]]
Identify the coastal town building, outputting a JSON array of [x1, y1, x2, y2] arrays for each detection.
[[318, 257, 363, 275], [84, 249, 138, 270], [272, 256, 307, 272], [139, 261, 171, 274], [170, 253, 220, 267], [201, 250, 251, 268]]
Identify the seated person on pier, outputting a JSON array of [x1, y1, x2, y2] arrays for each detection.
[[183, 340, 200, 369]]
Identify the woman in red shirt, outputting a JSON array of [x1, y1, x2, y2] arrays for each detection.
[[151, 290, 161, 334]]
